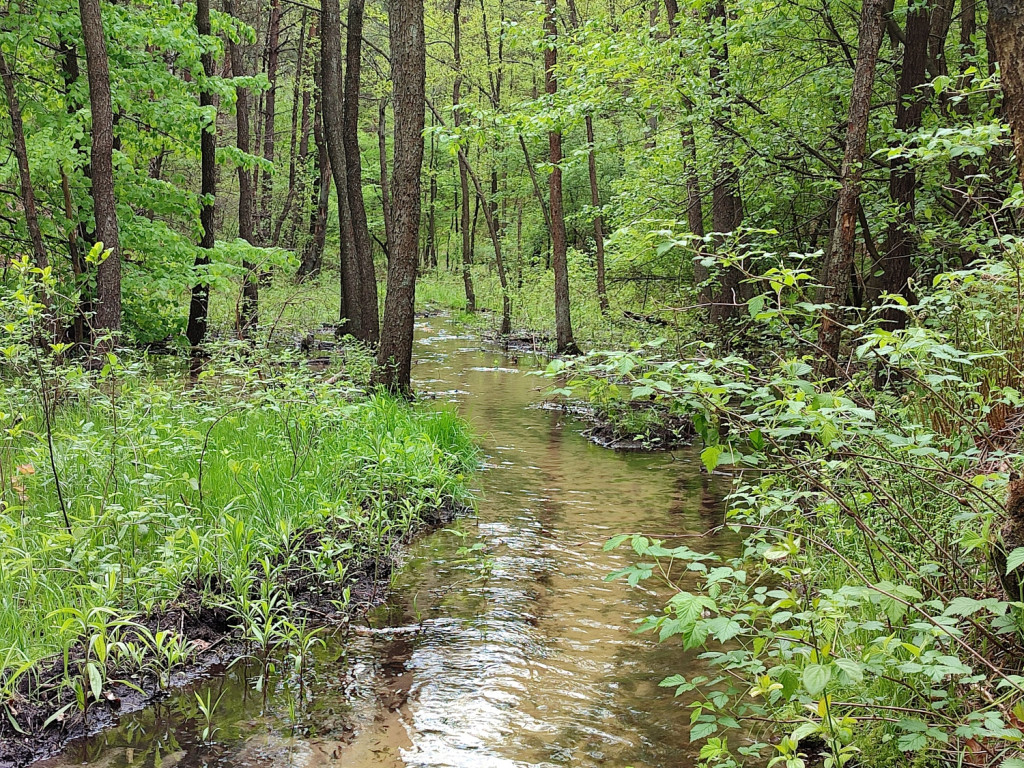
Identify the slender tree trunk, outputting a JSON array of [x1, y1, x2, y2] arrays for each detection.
[[664, 0, 708, 299], [78, 0, 122, 338], [226, 0, 259, 335], [59, 40, 90, 344], [186, 0, 217, 347], [544, 0, 578, 354], [378, 97, 394, 254], [453, 0, 477, 311], [988, 1, 1024, 187], [299, 63, 330, 279], [951, 0, 979, 263], [425, 127, 438, 268], [344, 0, 380, 342], [872, 4, 930, 329], [321, 0, 361, 335], [707, 0, 744, 325], [0, 50, 49, 278], [584, 115, 609, 313], [257, 0, 281, 246], [816, 0, 887, 376], [376, 0, 426, 392], [272, 10, 307, 247]]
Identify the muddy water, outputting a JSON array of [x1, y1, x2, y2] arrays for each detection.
[[40, 317, 730, 768]]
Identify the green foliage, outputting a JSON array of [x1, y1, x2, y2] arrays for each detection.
[[547, 256, 1024, 766], [0, 291, 475, 730]]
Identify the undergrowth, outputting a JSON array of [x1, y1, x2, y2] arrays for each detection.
[[544, 253, 1024, 767], [0, 261, 477, 748]]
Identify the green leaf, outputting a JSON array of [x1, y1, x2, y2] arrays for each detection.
[[603, 534, 630, 551], [833, 658, 863, 685], [689, 721, 717, 742], [1006, 547, 1024, 575], [87, 662, 103, 702], [701, 445, 723, 474], [802, 663, 831, 696]]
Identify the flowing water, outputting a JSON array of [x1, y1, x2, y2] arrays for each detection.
[[38, 317, 731, 768]]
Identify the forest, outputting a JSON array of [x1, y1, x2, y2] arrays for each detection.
[[2, 0, 1024, 764]]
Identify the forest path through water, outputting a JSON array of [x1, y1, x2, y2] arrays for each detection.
[[38, 315, 730, 768]]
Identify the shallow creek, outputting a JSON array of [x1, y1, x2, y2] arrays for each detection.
[[39, 317, 730, 768]]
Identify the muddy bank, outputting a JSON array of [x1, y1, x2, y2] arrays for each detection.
[[0, 503, 469, 768], [536, 400, 694, 451]]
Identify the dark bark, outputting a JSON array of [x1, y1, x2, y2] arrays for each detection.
[[663, 0, 707, 299], [257, 0, 281, 246], [988, 1, 1024, 187], [321, 0, 361, 335], [584, 115, 609, 313], [375, 0, 426, 392], [0, 50, 49, 278], [226, 0, 259, 335], [928, 0, 955, 77], [453, 0, 477, 311], [299, 63, 330, 279], [872, 4, 930, 330], [344, 0, 380, 342], [79, 0, 122, 338], [425, 127, 438, 268], [544, 0, 578, 354], [272, 10, 307, 248], [186, 0, 217, 347], [816, 0, 887, 376], [377, 97, 393, 255], [707, 0, 744, 325]]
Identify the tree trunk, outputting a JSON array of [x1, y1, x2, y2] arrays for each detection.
[[707, 0, 744, 325], [344, 0, 380, 342], [988, 1, 1024, 187], [378, 97, 394, 254], [321, 0, 362, 336], [816, 0, 887, 376], [872, 4, 930, 330], [299, 62, 330, 280], [78, 0, 122, 338], [375, 0, 426, 392], [272, 10, 307, 248], [0, 50, 50, 279], [453, 0, 477, 311], [544, 0, 578, 354], [226, 0, 259, 335], [186, 0, 217, 347], [584, 115, 609, 313], [257, 0, 281, 247], [425, 127, 438, 268]]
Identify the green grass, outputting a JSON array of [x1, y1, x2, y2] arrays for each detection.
[[0, 342, 476, 731]]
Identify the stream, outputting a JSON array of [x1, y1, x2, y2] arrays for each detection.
[[38, 316, 729, 768]]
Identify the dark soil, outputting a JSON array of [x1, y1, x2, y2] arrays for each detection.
[[0, 502, 469, 768], [539, 401, 694, 451]]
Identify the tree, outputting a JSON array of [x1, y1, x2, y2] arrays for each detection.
[[78, 0, 122, 338], [225, 0, 259, 335], [544, 0, 579, 355], [816, 0, 887, 376], [870, 2, 930, 330], [256, 0, 281, 247], [321, 0, 363, 338], [706, 0, 744, 325], [0, 49, 50, 281], [989, 1, 1024, 186], [453, 0, 476, 312], [376, 0, 426, 392], [344, 0, 380, 342], [185, 0, 217, 347]]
